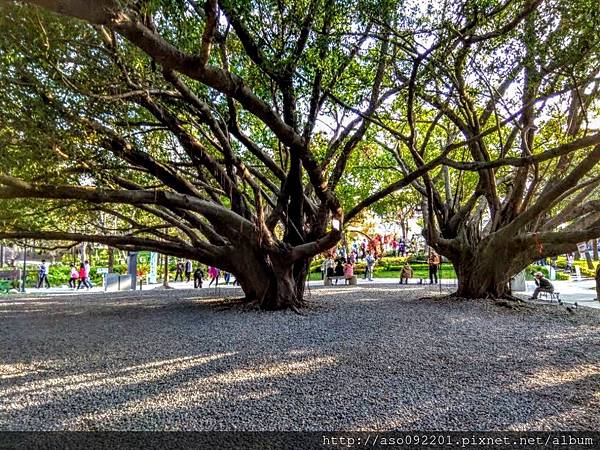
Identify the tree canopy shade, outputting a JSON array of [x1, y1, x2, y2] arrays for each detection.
[[0, 0, 432, 309], [1, 0, 600, 306]]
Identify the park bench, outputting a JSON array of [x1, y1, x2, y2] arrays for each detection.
[[0, 269, 21, 293], [399, 278, 426, 284], [324, 275, 357, 286], [539, 290, 560, 302]]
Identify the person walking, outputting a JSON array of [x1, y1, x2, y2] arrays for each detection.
[[184, 259, 193, 282], [68, 264, 79, 289], [208, 266, 219, 287], [529, 272, 554, 299], [83, 260, 93, 288], [428, 251, 441, 284], [76, 263, 88, 290], [400, 262, 413, 284], [365, 252, 375, 281], [193, 266, 204, 288], [566, 253, 575, 273], [37, 260, 50, 289], [174, 261, 184, 282], [223, 272, 231, 284]]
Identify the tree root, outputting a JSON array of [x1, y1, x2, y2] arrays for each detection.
[[499, 293, 526, 303], [494, 295, 528, 310]]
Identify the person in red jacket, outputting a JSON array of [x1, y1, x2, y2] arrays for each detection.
[[76, 263, 88, 290]]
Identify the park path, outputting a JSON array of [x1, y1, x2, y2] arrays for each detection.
[[15, 276, 600, 309]]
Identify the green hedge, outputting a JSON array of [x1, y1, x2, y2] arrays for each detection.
[[310, 255, 422, 273], [310, 256, 457, 280]]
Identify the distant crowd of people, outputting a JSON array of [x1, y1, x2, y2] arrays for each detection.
[[173, 260, 234, 289], [34, 259, 93, 290], [335, 236, 421, 262], [31, 258, 234, 290], [322, 247, 442, 285]]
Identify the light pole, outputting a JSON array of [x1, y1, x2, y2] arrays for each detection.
[[21, 241, 27, 293]]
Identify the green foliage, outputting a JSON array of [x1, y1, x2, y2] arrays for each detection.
[[555, 272, 570, 281], [309, 255, 455, 278], [0, 0, 599, 303]]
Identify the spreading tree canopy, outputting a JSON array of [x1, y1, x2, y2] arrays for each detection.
[[1, 0, 599, 305], [0, 0, 433, 308], [361, 0, 600, 298]]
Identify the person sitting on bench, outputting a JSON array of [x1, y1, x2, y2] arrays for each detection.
[[529, 272, 554, 300]]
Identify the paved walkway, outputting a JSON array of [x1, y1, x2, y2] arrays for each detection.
[[13, 276, 600, 309], [515, 279, 599, 309]]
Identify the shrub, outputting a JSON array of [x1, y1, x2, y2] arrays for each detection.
[[527, 265, 549, 278]]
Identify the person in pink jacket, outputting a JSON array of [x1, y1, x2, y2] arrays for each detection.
[[344, 261, 354, 285], [208, 266, 220, 287]]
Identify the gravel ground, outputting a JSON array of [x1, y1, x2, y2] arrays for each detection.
[[1, 284, 599, 431]]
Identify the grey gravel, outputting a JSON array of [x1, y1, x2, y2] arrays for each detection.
[[1, 285, 599, 431]]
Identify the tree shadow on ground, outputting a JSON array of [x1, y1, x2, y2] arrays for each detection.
[[2, 288, 600, 430]]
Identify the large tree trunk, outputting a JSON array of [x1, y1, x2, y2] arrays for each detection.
[[234, 260, 305, 310], [453, 257, 514, 298], [107, 247, 115, 272], [596, 264, 600, 302], [229, 246, 309, 310], [446, 234, 532, 299]]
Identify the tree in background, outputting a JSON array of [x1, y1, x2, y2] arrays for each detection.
[[348, 0, 600, 298]]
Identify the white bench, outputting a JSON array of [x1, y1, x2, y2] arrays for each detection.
[[539, 290, 560, 302]]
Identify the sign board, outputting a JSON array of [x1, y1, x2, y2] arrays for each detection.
[[96, 268, 109, 274], [510, 271, 526, 292], [104, 273, 134, 292], [577, 242, 588, 253], [149, 252, 158, 284], [574, 265, 581, 281]]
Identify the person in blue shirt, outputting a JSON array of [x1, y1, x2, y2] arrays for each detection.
[[37, 260, 50, 289]]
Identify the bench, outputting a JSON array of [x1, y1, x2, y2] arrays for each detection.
[[539, 290, 560, 302], [324, 275, 357, 286], [399, 277, 425, 284], [0, 269, 21, 293]]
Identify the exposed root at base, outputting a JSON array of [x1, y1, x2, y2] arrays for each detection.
[[498, 293, 526, 303], [494, 297, 528, 310]]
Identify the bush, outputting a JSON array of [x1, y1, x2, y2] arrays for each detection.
[[527, 265, 549, 278], [580, 267, 596, 277], [310, 259, 324, 273]]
